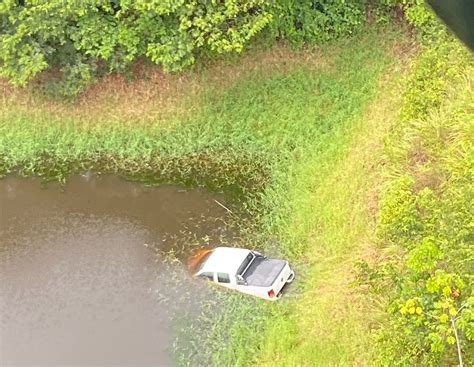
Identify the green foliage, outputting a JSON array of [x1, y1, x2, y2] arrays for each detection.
[[269, 0, 365, 47], [378, 175, 421, 246], [403, 0, 436, 27], [369, 0, 442, 36], [266, 0, 447, 45], [402, 0, 446, 39], [0, 0, 271, 97], [406, 236, 443, 272], [400, 39, 471, 121], [371, 34, 474, 365], [376, 271, 473, 365], [2, 0, 437, 98], [365, 0, 448, 37]]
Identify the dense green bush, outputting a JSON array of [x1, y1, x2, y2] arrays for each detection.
[[0, 0, 272, 96], [355, 4, 474, 365], [375, 147, 473, 366], [402, 0, 443, 37]]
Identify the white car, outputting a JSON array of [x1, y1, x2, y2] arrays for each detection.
[[194, 247, 295, 301]]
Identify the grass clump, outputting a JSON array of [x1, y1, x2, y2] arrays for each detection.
[[0, 115, 270, 202]]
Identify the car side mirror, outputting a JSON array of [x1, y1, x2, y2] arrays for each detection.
[[236, 275, 247, 286]]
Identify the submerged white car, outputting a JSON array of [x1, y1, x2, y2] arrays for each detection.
[[194, 247, 295, 300]]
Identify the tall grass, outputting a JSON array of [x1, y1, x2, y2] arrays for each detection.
[[0, 26, 412, 365], [370, 38, 474, 365]]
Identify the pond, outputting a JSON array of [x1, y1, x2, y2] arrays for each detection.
[[0, 175, 234, 366]]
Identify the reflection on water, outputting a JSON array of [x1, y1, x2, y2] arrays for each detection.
[[0, 175, 233, 366]]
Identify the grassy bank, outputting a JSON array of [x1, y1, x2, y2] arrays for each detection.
[[368, 38, 473, 365], [1, 25, 417, 365]]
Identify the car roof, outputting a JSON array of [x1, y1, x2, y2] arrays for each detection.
[[198, 247, 251, 275]]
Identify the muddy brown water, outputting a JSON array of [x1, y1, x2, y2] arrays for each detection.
[[0, 175, 234, 366]]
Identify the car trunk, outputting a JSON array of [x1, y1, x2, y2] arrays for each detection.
[[243, 257, 287, 287]]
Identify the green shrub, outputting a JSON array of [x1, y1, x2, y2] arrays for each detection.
[[401, 38, 471, 121], [402, 0, 449, 41], [269, 0, 365, 47], [0, 0, 271, 97], [377, 175, 422, 247]]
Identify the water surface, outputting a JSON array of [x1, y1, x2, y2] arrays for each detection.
[[0, 175, 231, 366]]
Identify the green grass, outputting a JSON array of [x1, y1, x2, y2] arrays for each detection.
[[0, 25, 415, 365], [254, 64, 409, 365]]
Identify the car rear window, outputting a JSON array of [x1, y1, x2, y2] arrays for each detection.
[[237, 253, 254, 276]]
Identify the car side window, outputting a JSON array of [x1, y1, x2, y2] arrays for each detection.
[[199, 272, 214, 281], [217, 272, 230, 283]]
